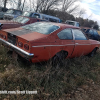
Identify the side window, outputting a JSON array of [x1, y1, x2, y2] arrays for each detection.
[[32, 14, 40, 18], [44, 17, 49, 20], [89, 29, 93, 35], [93, 30, 98, 36], [73, 29, 87, 40], [57, 29, 73, 40], [49, 18, 58, 22], [15, 11, 22, 15], [67, 22, 74, 26]]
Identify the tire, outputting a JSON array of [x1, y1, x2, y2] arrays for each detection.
[[88, 48, 97, 57], [52, 51, 68, 66]]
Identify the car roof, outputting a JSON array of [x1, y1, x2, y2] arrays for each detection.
[[8, 9, 22, 12], [20, 16, 49, 21], [80, 27, 92, 29], [48, 22, 80, 29], [66, 20, 79, 23]]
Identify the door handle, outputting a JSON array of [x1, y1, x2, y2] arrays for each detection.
[[75, 43, 79, 45]]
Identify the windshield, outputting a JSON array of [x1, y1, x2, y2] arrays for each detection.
[[6, 9, 14, 14], [22, 12, 31, 17], [12, 16, 29, 24], [67, 22, 75, 26], [21, 22, 59, 34]]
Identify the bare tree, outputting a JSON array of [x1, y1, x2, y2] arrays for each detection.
[[0, 0, 5, 7], [61, 0, 81, 14], [17, 0, 22, 10], [7, 0, 26, 11], [76, 9, 86, 17], [72, 7, 86, 18], [6, 0, 18, 9], [4, 0, 7, 8], [32, 0, 61, 13]]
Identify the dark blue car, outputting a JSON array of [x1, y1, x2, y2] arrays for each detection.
[[81, 27, 100, 41]]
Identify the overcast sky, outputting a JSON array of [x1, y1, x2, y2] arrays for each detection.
[[6, 0, 100, 25], [80, 0, 100, 25]]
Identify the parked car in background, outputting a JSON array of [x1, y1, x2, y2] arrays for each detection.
[[0, 16, 48, 29], [3, 9, 22, 20], [0, 22, 100, 64], [0, 7, 8, 19], [0, 7, 8, 12], [22, 11, 61, 23], [65, 20, 80, 27], [81, 27, 100, 41]]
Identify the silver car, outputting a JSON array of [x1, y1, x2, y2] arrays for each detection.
[[3, 9, 22, 20]]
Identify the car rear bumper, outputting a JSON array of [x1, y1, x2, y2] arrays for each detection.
[[0, 38, 34, 59]]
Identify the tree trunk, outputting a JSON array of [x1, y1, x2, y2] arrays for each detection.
[[22, 0, 25, 11], [4, 0, 7, 12]]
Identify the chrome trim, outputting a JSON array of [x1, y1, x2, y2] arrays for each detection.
[[32, 44, 90, 47], [0, 38, 34, 59], [71, 29, 75, 40], [75, 43, 79, 45], [32, 44, 74, 47]]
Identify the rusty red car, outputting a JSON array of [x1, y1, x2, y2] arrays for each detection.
[[0, 16, 48, 30], [0, 22, 100, 63]]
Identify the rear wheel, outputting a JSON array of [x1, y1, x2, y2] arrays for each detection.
[[88, 48, 97, 57], [52, 51, 68, 66]]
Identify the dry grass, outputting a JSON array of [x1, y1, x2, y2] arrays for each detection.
[[97, 31, 100, 35], [0, 44, 100, 99]]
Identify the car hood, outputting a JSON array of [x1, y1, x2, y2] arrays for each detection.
[[4, 27, 49, 41]]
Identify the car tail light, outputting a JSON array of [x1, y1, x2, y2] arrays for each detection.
[[18, 42, 23, 47], [3, 35, 6, 39], [24, 44, 29, 50], [0, 33, 6, 39]]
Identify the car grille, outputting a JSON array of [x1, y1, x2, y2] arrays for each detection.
[[7, 33, 17, 45]]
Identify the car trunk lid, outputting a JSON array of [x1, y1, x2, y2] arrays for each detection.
[[4, 27, 49, 41]]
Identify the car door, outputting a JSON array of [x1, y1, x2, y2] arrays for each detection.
[[57, 28, 75, 57], [71, 29, 91, 57]]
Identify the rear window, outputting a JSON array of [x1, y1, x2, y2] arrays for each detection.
[[73, 29, 87, 40], [21, 22, 59, 35]]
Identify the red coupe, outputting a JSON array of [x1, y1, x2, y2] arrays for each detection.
[[0, 22, 100, 63], [0, 16, 48, 29]]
